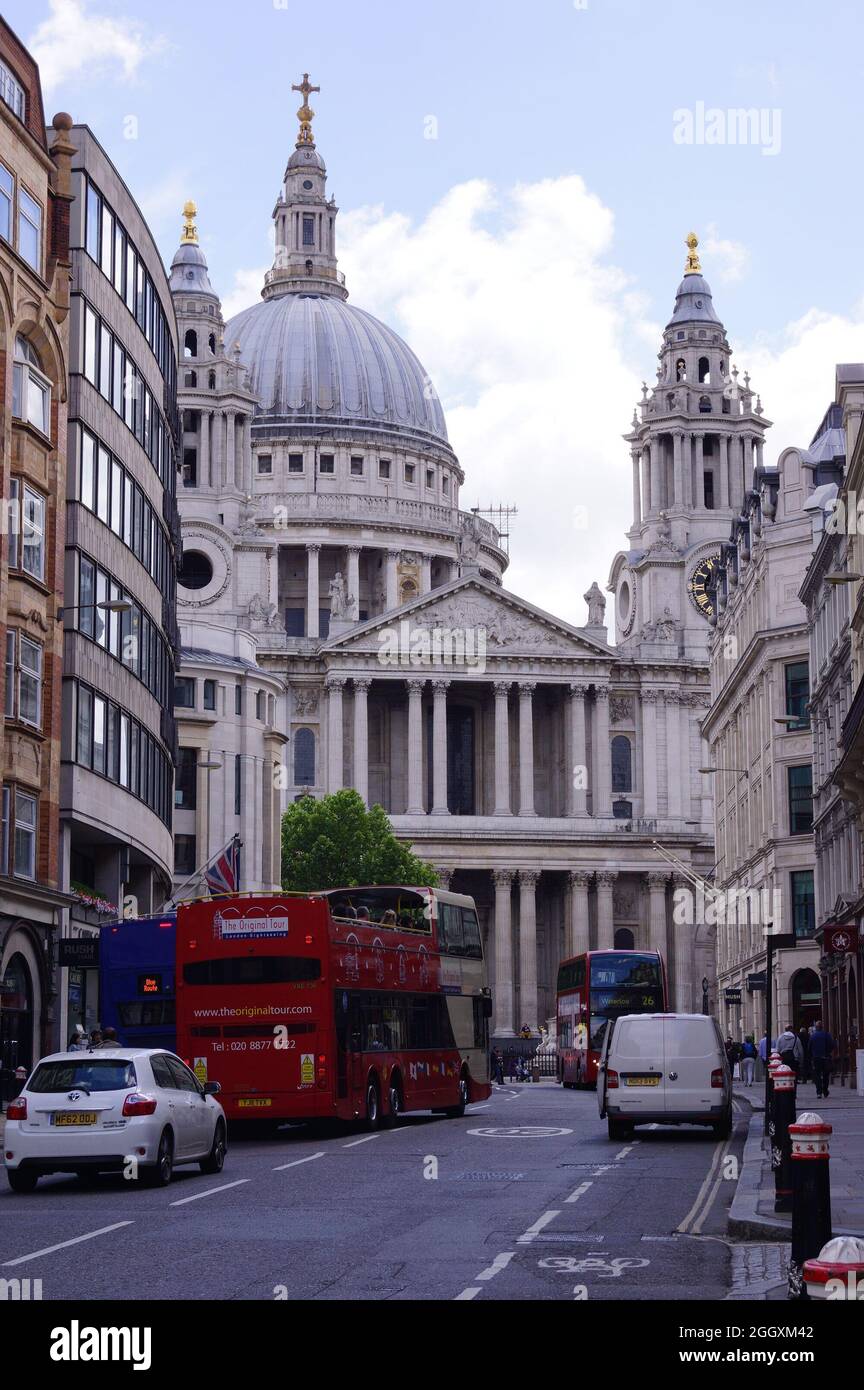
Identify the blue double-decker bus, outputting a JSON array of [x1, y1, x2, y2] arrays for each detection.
[[99, 914, 177, 1050]]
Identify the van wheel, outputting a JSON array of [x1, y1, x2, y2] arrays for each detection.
[[607, 1118, 631, 1142], [364, 1079, 380, 1131], [7, 1168, 38, 1194], [712, 1111, 733, 1140]]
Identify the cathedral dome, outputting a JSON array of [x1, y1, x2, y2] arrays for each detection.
[[225, 291, 449, 445]]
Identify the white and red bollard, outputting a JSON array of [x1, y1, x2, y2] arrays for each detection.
[[788, 1113, 833, 1300], [803, 1236, 864, 1299]]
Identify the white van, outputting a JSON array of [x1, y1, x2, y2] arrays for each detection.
[[597, 1013, 732, 1141]]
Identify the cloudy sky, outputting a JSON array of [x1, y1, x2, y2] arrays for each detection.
[[11, 0, 864, 626]]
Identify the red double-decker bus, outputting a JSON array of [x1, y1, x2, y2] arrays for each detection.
[[176, 886, 492, 1126], [556, 950, 667, 1088]]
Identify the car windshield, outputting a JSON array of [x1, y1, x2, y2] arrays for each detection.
[[28, 1059, 137, 1093]]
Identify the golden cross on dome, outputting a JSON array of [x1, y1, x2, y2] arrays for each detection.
[[181, 200, 198, 245], [292, 73, 320, 146], [684, 231, 702, 275]]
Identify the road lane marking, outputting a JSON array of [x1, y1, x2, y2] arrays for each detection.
[[455, 1287, 481, 1300], [170, 1179, 251, 1207], [476, 1252, 516, 1281], [614, 1143, 638, 1160], [2, 1221, 133, 1267], [565, 1180, 593, 1204], [343, 1134, 380, 1148], [517, 1210, 560, 1244], [676, 1131, 735, 1235], [273, 1151, 325, 1171], [690, 1133, 736, 1235]]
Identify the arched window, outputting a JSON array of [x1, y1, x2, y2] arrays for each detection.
[[184, 329, 197, 358], [666, 392, 675, 410], [699, 395, 712, 413], [12, 335, 50, 433], [208, 333, 216, 354], [614, 928, 635, 951], [698, 356, 710, 383], [208, 370, 216, 390], [294, 728, 315, 786], [611, 735, 632, 793], [184, 370, 197, 387], [675, 358, 686, 382]]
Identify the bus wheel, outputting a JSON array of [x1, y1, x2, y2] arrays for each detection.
[[364, 1079, 381, 1131], [382, 1076, 402, 1128], [445, 1072, 469, 1119]]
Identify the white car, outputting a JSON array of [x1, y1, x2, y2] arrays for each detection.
[[3, 1048, 227, 1193], [597, 1012, 732, 1141]]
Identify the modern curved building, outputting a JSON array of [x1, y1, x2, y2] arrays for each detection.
[[172, 82, 726, 1028], [58, 125, 179, 1040]]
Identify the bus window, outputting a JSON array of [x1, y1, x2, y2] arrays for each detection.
[[439, 902, 464, 955], [461, 907, 482, 959]]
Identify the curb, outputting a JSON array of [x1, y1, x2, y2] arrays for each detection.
[[728, 1107, 861, 1241]]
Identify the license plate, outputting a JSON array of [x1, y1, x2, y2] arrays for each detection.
[[237, 1098, 271, 1109], [53, 1111, 97, 1125], [624, 1077, 660, 1087]]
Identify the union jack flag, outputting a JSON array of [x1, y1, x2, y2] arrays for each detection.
[[205, 837, 240, 898]]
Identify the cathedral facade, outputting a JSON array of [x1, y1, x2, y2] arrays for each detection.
[[168, 83, 765, 1034]]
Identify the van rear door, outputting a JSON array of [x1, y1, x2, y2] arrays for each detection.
[[662, 1017, 719, 1118], [612, 1016, 664, 1116]]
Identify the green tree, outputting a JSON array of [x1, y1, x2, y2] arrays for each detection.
[[281, 789, 439, 892]]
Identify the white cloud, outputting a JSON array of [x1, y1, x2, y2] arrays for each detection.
[[224, 175, 862, 632], [702, 223, 751, 284], [29, 0, 167, 92], [222, 267, 268, 322]]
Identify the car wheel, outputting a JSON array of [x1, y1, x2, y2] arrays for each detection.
[[364, 1080, 380, 1131], [200, 1119, 227, 1174], [7, 1168, 38, 1194], [143, 1129, 174, 1187], [445, 1072, 470, 1119], [607, 1118, 631, 1142]]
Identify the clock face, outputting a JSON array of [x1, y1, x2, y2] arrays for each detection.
[[687, 553, 720, 618]]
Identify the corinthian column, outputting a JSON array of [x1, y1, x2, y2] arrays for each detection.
[[493, 681, 511, 815], [596, 870, 617, 950], [431, 679, 450, 815], [641, 689, 659, 818], [326, 676, 346, 792], [592, 685, 611, 818], [673, 875, 694, 1012], [352, 678, 370, 805], [568, 683, 588, 816], [518, 683, 536, 816], [646, 872, 669, 959], [306, 543, 320, 639], [406, 678, 425, 814], [518, 869, 539, 1031], [665, 691, 682, 819], [568, 870, 591, 957], [631, 450, 642, 527], [493, 869, 515, 1037]]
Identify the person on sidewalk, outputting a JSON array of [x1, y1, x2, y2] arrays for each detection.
[[797, 1025, 811, 1082], [740, 1035, 757, 1087], [758, 1032, 770, 1064], [809, 1020, 836, 1099], [776, 1024, 804, 1077]]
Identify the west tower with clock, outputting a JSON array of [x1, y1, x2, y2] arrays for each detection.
[[608, 234, 771, 658]]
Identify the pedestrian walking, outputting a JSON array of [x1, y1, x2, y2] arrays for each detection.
[[797, 1025, 811, 1082], [491, 1047, 505, 1086], [758, 1032, 770, 1064], [740, 1035, 757, 1087], [808, 1020, 835, 1098], [776, 1024, 804, 1077]]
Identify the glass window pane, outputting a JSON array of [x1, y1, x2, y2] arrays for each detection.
[[0, 162, 12, 241], [100, 204, 113, 278], [5, 631, 15, 717], [18, 188, 41, 270], [93, 696, 106, 773], [99, 323, 112, 398], [78, 556, 95, 637], [96, 445, 110, 524], [22, 488, 44, 579], [84, 306, 98, 384], [95, 569, 108, 648], [13, 792, 36, 877], [111, 460, 122, 535], [77, 685, 93, 767], [80, 429, 95, 510], [86, 181, 101, 260], [18, 636, 41, 727]]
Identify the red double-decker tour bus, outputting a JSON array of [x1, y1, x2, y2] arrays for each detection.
[[557, 949, 667, 1087], [176, 886, 492, 1126]]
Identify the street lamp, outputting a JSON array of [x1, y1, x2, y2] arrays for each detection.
[[699, 766, 750, 779], [57, 598, 134, 622]]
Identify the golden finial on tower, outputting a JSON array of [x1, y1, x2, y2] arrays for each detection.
[[181, 200, 198, 245], [292, 72, 320, 147], [684, 231, 702, 275]]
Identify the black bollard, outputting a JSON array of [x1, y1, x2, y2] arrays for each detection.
[[788, 1114, 833, 1300], [766, 1053, 781, 1143], [772, 1064, 796, 1212]]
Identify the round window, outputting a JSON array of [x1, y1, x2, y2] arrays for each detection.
[[618, 579, 631, 624], [302, 179, 313, 189], [178, 549, 213, 590]]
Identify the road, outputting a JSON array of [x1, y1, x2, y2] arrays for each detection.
[[0, 1082, 750, 1301]]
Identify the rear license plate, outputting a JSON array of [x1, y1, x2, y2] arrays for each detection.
[[624, 1077, 660, 1087], [53, 1111, 97, 1125], [237, 1098, 271, 1109]]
